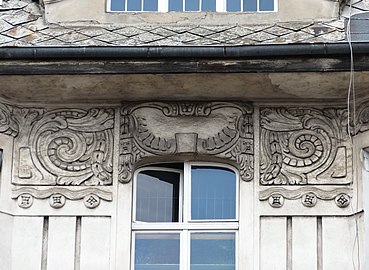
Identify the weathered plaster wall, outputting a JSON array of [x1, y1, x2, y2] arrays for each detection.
[[0, 100, 366, 269], [43, 0, 339, 25]]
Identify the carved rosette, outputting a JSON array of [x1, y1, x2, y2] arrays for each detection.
[[119, 102, 254, 183], [12, 108, 114, 186], [260, 107, 351, 185]]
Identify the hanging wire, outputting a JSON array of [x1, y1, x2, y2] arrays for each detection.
[[346, 1, 361, 270]]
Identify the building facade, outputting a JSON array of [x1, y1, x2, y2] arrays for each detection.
[[1, 0, 369, 269]]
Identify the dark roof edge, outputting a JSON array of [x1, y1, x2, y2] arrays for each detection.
[[1, 42, 369, 60]]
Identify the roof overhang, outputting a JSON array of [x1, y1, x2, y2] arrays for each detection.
[[1, 43, 369, 104]]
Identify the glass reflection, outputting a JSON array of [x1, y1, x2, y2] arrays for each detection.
[[135, 233, 180, 270], [190, 232, 236, 270], [191, 166, 236, 220], [136, 170, 180, 222]]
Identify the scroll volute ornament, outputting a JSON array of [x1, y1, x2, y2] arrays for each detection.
[[118, 102, 254, 183], [260, 107, 351, 185]]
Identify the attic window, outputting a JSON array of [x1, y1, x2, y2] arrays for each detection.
[[109, 0, 276, 12]]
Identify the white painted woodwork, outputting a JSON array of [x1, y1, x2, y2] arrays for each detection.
[[80, 216, 111, 270], [47, 217, 76, 270], [11, 216, 43, 270], [0, 213, 13, 269], [260, 216, 287, 270], [292, 217, 317, 270], [322, 216, 357, 270], [238, 180, 255, 270], [114, 182, 133, 270]]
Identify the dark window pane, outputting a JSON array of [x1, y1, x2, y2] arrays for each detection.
[[190, 232, 236, 270], [259, 0, 274, 11], [243, 0, 257, 11], [169, 0, 183, 11], [136, 170, 180, 222], [191, 166, 236, 220], [135, 233, 180, 270], [227, 0, 241, 12], [127, 0, 142, 11], [185, 0, 199, 11], [201, 0, 216, 11], [143, 0, 158, 10], [111, 0, 126, 11]]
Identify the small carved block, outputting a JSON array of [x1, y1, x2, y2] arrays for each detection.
[[268, 194, 284, 208], [49, 193, 66, 209], [301, 193, 317, 207], [17, 193, 33, 208], [83, 194, 100, 209], [335, 193, 350, 208]]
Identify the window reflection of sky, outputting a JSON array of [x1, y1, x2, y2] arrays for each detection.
[[135, 233, 180, 270], [111, 0, 274, 11], [190, 232, 236, 270], [191, 166, 236, 220]]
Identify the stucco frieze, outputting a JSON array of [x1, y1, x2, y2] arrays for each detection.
[[119, 102, 254, 183], [260, 106, 351, 186], [0, 104, 115, 187]]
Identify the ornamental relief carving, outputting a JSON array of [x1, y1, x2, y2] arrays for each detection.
[[119, 102, 254, 183], [260, 107, 351, 185], [1, 105, 115, 186]]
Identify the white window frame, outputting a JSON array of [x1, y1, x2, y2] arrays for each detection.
[[107, 0, 278, 12], [131, 162, 239, 270]]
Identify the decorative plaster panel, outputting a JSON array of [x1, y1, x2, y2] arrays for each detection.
[[0, 104, 115, 186], [119, 102, 254, 183], [260, 107, 351, 185]]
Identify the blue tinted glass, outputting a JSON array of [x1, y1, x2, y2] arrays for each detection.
[[136, 171, 180, 222], [127, 0, 141, 11], [201, 0, 216, 11], [135, 233, 180, 270], [143, 0, 158, 10], [191, 166, 236, 220], [243, 0, 257, 11], [259, 0, 274, 11], [227, 0, 241, 11], [111, 0, 126, 11], [190, 232, 236, 270], [185, 0, 199, 11], [169, 0, 183, 11]]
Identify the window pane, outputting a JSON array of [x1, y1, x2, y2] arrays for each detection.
[[201, 0, 216, 11], [191, 166, 236, 220], [185, 0, 199, 11], [190, 232, 236, 270], [135, 233, 180, 270], [227, 0, 241, 12], [136, 170, 180, 222], [169, 0, 183, 11], [111, 0, 126, 11], [127, 0, 142, 11], [259, 0, 274, 11], [243, 0, 257, 11], [143, 0, 158, 11]]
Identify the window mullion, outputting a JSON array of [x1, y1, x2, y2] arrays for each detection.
[[183, 162, 191, 223], [180, 230, 189, 270]]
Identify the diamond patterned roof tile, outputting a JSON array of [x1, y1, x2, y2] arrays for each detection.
[[0, 34, 15, 44], [112, 26, 146, 37], [264, 25, 294, 36], [148, 27, 176, 38], [3, 25, 34, 39], [188, 26, 217, 37], [247, 31, 277, 42]]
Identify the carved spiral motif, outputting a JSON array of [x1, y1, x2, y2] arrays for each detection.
[[284, 131, 324, 168], [47, 132, 90, 171]]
